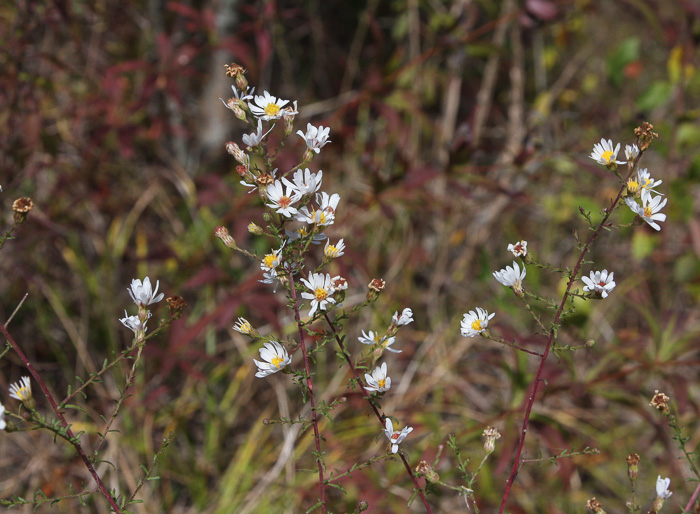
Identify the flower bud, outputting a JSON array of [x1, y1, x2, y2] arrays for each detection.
[[224, 63, 248, 91], [626, 453, 639, 481], [214, 226, 237, 249], [12, 197, 33, 224], [225, 142, 248, 166], [248, 222, 263, 235], [482, 426, 501, 454]]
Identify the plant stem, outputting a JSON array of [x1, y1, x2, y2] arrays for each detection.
[[288, 273, 326, 513], [324, 313, 434, 513], [0, 323, 121, 513]]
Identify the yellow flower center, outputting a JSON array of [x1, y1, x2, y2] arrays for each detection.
[[314, 288, 328, 301], [378, 379, 386, 388], [264, 103, 281, 117], [263, 254, 278, 268], [239, 321, 252, 334], [644, 205, 652, 218], [471, 320, 483, 331], [627, 179, 639, 193], [601, 150, 614, 164], [325, 245, 338, 257], [643, 178, 652, 188], [297, 227, 309, 237], [271, 356, 284, 368]]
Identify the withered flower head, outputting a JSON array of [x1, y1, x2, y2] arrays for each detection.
[[482, 426, 502, 454], [415, 460, 440, 483], [12, 197, 33, 223], [214, 226, 236, 249], [650, 390, 670, 414], [586, 497, 605, 513], [166, 295, 186, 319], [224, 63, 248, 90], [634, 121, 659, 151], [255, 172, 275, 187], [626, 453, 640, 480]]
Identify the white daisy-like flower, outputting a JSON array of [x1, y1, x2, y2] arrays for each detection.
[[231, 84, 255, 102], [364, 362, 391, 393], [590, 138, 626, 166], [625, 143, 639, 162], [127, 277, 165, 306], [581, 269, 616, 298], [656, 476, 672, 500], [242, 119, 273, 148], [331, 275, 348, 291], [300, 272, 336, 316], [261, 245, 284, 274], [0, 402, 5, 430], [254, 341, 292, 378], [358, 330, 401, 353], [9, 376, 32, 403], [297, 123, 331, 154], [324, 238, 345, 259], [507, 240, 528, 257], [233, 317, 254, 335], [493, 261, 526, 293], [460, 308, 495, 337], [295, 192, 340, 226], [627, 168, 663, 198], [384, 419, 413, 454], [625, 194, 667, 231], [285, 227, 327, 244], [248, 91, 293, 121], [120, 310, 151, 333], [266, 180, 301, 217], [392, 308, 414, 326], [282, 168, 323, 196]]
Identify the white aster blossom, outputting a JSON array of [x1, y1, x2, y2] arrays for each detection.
[[261, 245, 284, 274], [625, 194, 667, 231], [127, 277, 164, 306], [254, 341, 292, 378], [300, 272, 336, 316], [656, 476, 672, 500], [627, 168, 663, 199], [9, 376, 32, 403], [324, 238, 345, 259], [460, 308, 495, 337], [589, 138, 626, 167], [625, 143, 639, 162], [233, 317, 254, 335], [507, 240, 528, 257], [295, 192, 340, 227], [297, 123, 331, 154], [282, 168, 323, 196], [493, 261, 526, 293], [0, 402, 5, 430], [248, 90, 294, 121], [358, 330, 401, 353], [242, 119, 273, 148], [384, 419, 413, 454], [120, 310, 151, 333], [581, 269, 616, 298], [266, 179, 301, 217], [392, 308, 414, 327], [364, 362, 391, 393]]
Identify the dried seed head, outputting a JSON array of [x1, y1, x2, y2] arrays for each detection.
[[12, 197, 33, 223], [482, 426, 502, 454], [634, 121, 659, 151], [626, 453, 640, 480], [166, 295, 186, 319], [224, 63, 248, 90], [650, 390, 670, 414], [586, 497, 605, 513]]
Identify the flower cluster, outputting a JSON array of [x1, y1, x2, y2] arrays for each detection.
[[120, 277, 164, 337]]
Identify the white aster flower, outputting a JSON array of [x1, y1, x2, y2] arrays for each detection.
[[625, 143, 639, 162], [295, 192, 340, 227], [324, 238, 345, 259], [233, 317, 254, 335], [0, 402, 5, 431], [282, 168, 323, 196], [358, 330, 400, 353], [254, 341, 292, 378], [261, 245, 284, 274], [297, 123, 331, 154], [266, 179, 301, 217], [392, 308, 414, 327], [460, 308, 495, 337], [656, 476, 672, 500], [242, 119, 273, 148], [127, 277, 164, 306], [248, 90, 292, 121], [384, 419, 413, 454], [625, 194, 667, 231], [627, 168, 663, 198], [581, 269, 616, 298], [364, 362, 391, 393], [507, 240, 528, 257], [590, 138, 626, 167], [493, 261, 526, 293], [300, 272, 336, 316], [120, 310, 151, 333], [9, 376, 32, 403]]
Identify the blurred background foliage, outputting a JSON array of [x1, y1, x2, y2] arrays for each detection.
[[1, 0, 700, 512]]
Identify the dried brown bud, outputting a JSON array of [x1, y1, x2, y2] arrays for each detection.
[[482, 426, 502, 454], [12, 197, 33, 223], [224, 63, 248, 90], [626, 453, 640, 480], [166, 295, 186, 319], [255, 172, 275, 188], [634, 121, 659, 151], [415, 460, 440, 483], [366, 278, 385, 302], [650, 390, 670, 414], [235, 165, 248, 177], [586, 497, 606, 513]]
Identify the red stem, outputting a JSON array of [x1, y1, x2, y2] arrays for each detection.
[[0, 323, 121, 512], [324, 313, 434, 513], [498, 167, 636, 513], [288, 274, 326, 513]]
